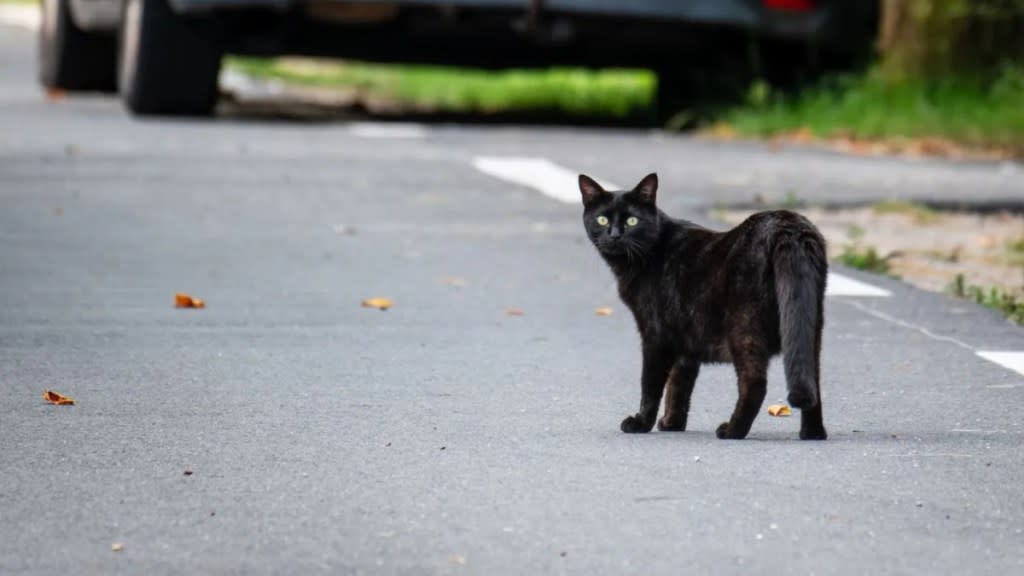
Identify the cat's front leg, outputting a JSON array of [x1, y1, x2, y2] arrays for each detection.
[[621, 346, 673, 434], [657, 358, 700, 432]]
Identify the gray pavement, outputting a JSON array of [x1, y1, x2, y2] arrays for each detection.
[[2, 22, 1024, 575]]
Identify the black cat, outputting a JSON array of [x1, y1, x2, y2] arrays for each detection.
[[579, 173, 827, 440]]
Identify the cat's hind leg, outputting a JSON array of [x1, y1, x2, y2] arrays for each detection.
[[716, 342, 769, 440], [657, 358, 699, 432]]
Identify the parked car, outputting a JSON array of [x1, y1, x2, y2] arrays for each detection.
[[38, 0, 878, 116]]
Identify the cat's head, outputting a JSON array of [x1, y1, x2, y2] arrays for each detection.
[[579, 173, 662, 260]]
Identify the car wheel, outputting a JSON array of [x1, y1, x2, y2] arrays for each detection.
[[118, 0, 222, 116], [38, 0, 117, 92]]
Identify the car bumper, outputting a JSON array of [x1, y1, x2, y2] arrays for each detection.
[[169, 0, 827, 39]]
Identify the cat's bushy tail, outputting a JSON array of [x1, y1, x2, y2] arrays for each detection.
[[773, 229, 828, 410]]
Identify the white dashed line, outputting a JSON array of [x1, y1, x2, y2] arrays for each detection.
[[976, 351, 1024, 378], [348, 122, 426, 139], [826, 273, 891, 298], [0, 5, 39, 30], [472, 156, 618, 204], [843, 301, 1024, 379]]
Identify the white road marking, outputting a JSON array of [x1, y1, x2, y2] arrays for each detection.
[[840, 301, 1024, 379], [472, 156, 619, 204], [839, 299, 975, 351], [348, 122, 426, 139], [826, 273, 891, 298], [0, 5, 39, 30], [976, 351, 1024, 377]]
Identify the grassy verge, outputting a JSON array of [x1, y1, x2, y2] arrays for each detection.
[[721, 66, 1024, 154], [948, 274, 1024, 324], [225, 56, 655, 119], [837, 224, 897, 277], [0, 0, 39, 5]]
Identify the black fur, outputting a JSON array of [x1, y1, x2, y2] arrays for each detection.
[[579, 173, 828, 440]]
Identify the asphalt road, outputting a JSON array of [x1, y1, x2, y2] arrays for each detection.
[[3, 21, 1024, 576]]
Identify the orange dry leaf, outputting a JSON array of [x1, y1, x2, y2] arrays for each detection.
[[767, 404, 792, 417], [361, 297, 393, 310], [174, 293, 205, 309], [595, 307, 613, 317], [43, 390, 75, 405], [45, 88, 67, 101], [506, 308, 524, 317], [111, 543, 123, 552]]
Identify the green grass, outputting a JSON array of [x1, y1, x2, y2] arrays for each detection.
[[871, 200, 939, 224], [0, 0, 39, 5], [724, 66, 1024, 152], [226, 56, 656, 118], [839, 245, 893, 275], [838, 224, 896, 275], [947, 274, 1024, 324]]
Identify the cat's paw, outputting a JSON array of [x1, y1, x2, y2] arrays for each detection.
[[799, 426, 828, 441], [620, 414, 654, 434], [715, 422, 748, 440], [657, 416, 686, 432]]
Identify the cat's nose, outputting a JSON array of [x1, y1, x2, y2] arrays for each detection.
[[608, 228, 622, 240]]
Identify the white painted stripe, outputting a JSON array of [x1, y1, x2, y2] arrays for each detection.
[[348, 122, 426, 139], [839, 299, 974, 351], [826, 272, 891, 298], [472, 156, 619, 204], [976, 351, 1024, 377], [0, 5, 40, 30]]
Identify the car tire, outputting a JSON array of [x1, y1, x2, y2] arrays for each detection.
[[118, 0, 222, 116], [38, 0, 118, 92]]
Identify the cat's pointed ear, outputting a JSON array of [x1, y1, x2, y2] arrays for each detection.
[[578, 174, 605, 206], [633, 173, 658, 203]]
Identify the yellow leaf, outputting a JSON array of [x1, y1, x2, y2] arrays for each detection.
[[111, 543, 123, 552], [506, 308, 524, 317], [174, 293, 205, 309], [43, 390, 75, 405], [595, 307, 613, 316], [767, 404, 791, 417], [361, 297, 393, 310]]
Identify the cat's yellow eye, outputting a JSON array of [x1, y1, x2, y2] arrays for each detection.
[[626, 216, 639, 227], [596, 216, 609, 226]]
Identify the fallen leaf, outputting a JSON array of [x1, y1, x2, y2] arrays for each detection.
[[448, 555, 467, 566], [767, 404, 791, 417], [440, 276, 468, 287], [43, 390, 75, 405], [361, 297, 392, 310], [595, 307, 613, 316], [111, 543, 123, 552], [559, 550, 568, 557], [174, 293, 205, 309], [183, 469, 194, 476], [45, 88, 66, 101], [506, 308, 524, 317]]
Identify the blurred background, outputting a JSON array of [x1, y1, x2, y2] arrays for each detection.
[[25, 0, 1023, 154], [8, 0, 1022, 317]]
